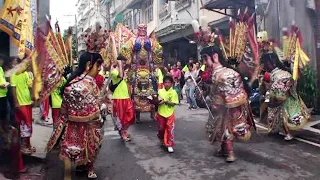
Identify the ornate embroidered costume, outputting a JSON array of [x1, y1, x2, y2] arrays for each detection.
[[117, 24, 163, 122], [206, 66, 253, 144], [46, 75, 103, 165], [258, 28, 311, 136], [264, 68, 310, 132], [193, 10, 258, 162]]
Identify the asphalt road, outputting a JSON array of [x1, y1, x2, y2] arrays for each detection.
[[44, 104, 320, 180]]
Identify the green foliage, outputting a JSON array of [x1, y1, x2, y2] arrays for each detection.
[[297, 65, 318, 108]]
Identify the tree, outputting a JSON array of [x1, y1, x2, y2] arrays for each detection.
[[63, 26, 77, 59]]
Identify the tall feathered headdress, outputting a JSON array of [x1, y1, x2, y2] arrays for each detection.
[[282, 25, 310, 80], [83, 21, 108, 53], [193, 9, 259, 85]]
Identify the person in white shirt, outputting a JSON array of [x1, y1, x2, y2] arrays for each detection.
[[184, 63, 198, 109]]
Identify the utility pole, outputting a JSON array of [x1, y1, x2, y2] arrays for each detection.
[[75, 14, 78, 59], [106, 1, 111, 30]]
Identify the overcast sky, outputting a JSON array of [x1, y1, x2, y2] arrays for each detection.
[[50, 0, 77, 30]]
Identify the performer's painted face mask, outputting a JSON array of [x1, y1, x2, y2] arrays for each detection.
[[138, 24, 147, 36]]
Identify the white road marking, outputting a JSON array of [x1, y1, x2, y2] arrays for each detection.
[[255, 123, 320, 148], [302, 120, 320, 134], [304, 120, 320, 127], [104, 131, 119, 136], [302, 126, 320, 134]]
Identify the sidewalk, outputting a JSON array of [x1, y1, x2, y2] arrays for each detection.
[[31, 107, 53, 159], [255, 115, 320, 145], [0, 149, 45, 180], [0, 108, 51, 180]]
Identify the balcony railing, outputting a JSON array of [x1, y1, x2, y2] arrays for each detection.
[[114, 0, 134, 14], [175, 0, 191, 10], [159, 9, 169, 19], [159, 3, 171, 19]]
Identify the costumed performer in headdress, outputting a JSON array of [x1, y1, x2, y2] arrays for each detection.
[[46, 25, 107, 178], [194, 11, 258, 162], [201, 45, 255, 162], [258, 32, 311, 141], [46, 52, 104, 179]]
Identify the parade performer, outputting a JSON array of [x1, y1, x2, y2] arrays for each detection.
[[50, 77, 66, 126], [1, 56, 28, 177], [258, 27, 311, 140], [156, 75, 179, 153], [40, 98, 50, 122], [109, 56, 135, 141], [45, 20, 107, 179], [10, 68, 34, 155], [0, 56, 9, 128], [156, 65, 165, 90], [193, 11, 258, 162], [117, 24, 164, 123], [46, 52, 104, 179]]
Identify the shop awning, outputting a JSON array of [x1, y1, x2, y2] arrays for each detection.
[[203, 0, 254, 10], [156, 24, 193, 43], [115, 13, 124, 22], [127, 0, 143, 9], [111, 13, 124, 29]]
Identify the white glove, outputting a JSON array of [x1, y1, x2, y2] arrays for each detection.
[[100, 103, 107, 111]]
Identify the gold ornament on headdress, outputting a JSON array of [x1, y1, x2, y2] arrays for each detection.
[[216, 8, 256, 61], [149, 30, 163, 65], [214, 8, 259, 85], [282, 25, 310, 80], [257, 32, 285, 62]]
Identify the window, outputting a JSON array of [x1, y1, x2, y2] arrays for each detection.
[[133, 9, 141, 29], [144, 0, 153, 23], [123, 11, 132, 29], [159, 1, 171, 19]]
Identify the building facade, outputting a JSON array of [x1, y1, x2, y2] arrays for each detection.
[[38, 0, 50, 24], [256, 0, 317, 70], [156, 0, 228, 65], [103, 0, 228, 65], [77, 0, 107, 53], [105, 0, 159, 35]]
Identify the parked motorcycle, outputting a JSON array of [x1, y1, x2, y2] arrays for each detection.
[[249, 88, 260, 117]]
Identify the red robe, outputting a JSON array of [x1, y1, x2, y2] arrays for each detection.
[[95, 74, 104, 90]]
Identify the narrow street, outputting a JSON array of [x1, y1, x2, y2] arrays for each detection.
[[44, 104, 320, 180]]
